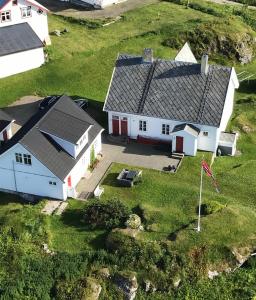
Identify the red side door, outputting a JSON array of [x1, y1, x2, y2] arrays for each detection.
[[67, 176, 72, 188], [176, 136, 184, 153], [112, 117, 119, 136], [121, 118, 128, 136], [3, 130, 8, 141]]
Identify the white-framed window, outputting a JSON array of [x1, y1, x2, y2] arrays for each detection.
[[21, 6, 32, 18], [49, 181, 56, 186], [139, 120, 147, 132], [15, 153, 23, 163], [203, 131, 209, 137], [1, 11, 11, 22], [23, 154, 32, 165], [162, 124, 170, 135], [112, 115, 119, 120]]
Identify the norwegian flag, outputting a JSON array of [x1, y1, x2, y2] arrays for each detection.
[[201, 160, 220, 193]]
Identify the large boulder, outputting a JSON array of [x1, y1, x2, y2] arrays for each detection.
[[114, 272, 138, 300]]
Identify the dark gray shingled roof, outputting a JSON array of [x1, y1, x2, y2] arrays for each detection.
[[172, 123, 200, 136], [0, 109, 14, 132], [0, 23, 43, 57], [104, 54, 233, 127], [0, 95, 103, 181]]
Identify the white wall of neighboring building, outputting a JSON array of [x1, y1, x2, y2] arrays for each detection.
[[79, 0, 123, 8], [107, 111, 219, 154], [0, 0, 49, 42], [0, 48, 45, 79], [0, 123, 13, 141], [0, 143, 65, 199]]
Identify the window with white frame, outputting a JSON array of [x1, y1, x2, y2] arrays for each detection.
[[21, 6, 32, 18], [49, 181, 56, 186], [203, 131, 209, 137], [15, 153, 23, 163], [139, 120, 147, 132], [1, 11, 11, 22], [23, 154, 32, 165], [162, 124, 170, 135]]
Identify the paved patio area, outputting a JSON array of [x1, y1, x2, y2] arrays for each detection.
[[76, 135, 180, 199]]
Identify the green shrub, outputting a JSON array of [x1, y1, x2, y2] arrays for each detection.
[[200, 200, 225, 215], [84, 199, 130, 229]]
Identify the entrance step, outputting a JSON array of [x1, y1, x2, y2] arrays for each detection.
[[171, 152, 185, 159]]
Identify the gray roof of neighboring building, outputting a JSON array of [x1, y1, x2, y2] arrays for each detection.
[[0, 23, 43, 57], [104, 54, 233, 127], [172, 123, 200, 136], [0, 95, 103, 181]]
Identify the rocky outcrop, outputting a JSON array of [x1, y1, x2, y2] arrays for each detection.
[[83, 278, 102, 300], [114, 272, 138, 300]]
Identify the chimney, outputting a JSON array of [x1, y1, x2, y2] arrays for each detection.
[[143, 48, 153, 63], [201, 54, 209, 75]]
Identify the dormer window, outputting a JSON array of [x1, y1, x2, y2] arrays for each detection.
[[21, 6, 32, 18], [1, 11, 11, 22]]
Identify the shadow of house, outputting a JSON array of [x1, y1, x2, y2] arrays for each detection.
[[238, 79, 256, 95]]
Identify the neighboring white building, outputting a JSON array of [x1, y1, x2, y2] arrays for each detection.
[[104, 46, 239, 156], [0, 0, 50, 78], [0, 95, 103, 200], [64, 0, 126, 9]]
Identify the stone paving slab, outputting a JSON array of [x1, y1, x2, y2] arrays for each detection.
[[55, 202, 68, 215], [41, 200, 62, 215]]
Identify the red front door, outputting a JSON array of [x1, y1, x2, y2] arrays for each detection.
[[176, 136, 184, 153], [121, 118, 128, 136], [3, 130, 8, 141], [68, 176, 72, 188], [112, 117, 119, 136]]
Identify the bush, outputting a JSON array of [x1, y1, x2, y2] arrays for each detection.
[[84, 199, 130, 229], [200, 200, 225, 216]]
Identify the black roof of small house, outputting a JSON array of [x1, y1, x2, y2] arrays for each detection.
[[0, 109, 13, 132], [0, 95, 103, 181], [104, 54, 233, 127], [172, 123, 200, 136], [0, 23, 43, 57]]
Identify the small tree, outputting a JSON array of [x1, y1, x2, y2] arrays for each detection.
[[90, 146, 95, 167]]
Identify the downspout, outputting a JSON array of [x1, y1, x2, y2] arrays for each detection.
[[12, 160, 18, 192]]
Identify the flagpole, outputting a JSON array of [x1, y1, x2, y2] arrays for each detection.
[[197, 164, 203, 232]]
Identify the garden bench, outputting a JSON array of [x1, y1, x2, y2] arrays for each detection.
[[94, 185, 104, 199]]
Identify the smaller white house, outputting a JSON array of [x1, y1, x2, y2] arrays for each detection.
[[0, 0, 50, 78], [0, 95, 103, 200], [104, 46, 239, 156]]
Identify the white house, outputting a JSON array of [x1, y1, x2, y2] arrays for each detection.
[[0, 0, 50, 78], [104, 46, 239, 156], [62, 0, 126, 9], [0, 95, 103, 200]]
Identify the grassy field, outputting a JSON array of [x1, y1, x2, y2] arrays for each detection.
[[0, 0, 256, 298]]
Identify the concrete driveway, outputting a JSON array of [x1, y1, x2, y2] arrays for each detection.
[[76, 134, 180, 199]]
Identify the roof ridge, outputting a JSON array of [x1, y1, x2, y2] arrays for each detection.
[[196, 68, 214, 123], [52, 107, 92, 125], [137, 60, 158, 114]]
